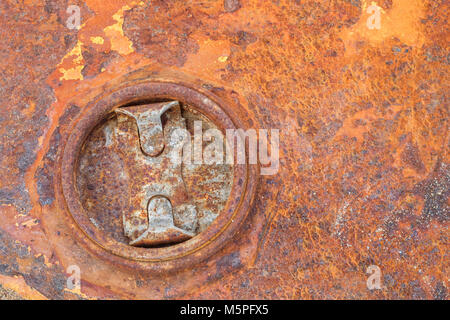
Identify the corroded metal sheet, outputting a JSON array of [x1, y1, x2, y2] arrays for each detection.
[[0, 0, 448, 300]]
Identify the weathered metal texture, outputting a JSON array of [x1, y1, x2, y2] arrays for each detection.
[[0, 0, 448, 299], [60, 80, 255, 275], [88, 101, 199, 247], [77, 99, 233, 249]]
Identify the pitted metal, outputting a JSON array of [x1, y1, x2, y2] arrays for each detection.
[[114, 101, 197, 246], [131, 196, 194, 246], [115, 101, 179, 157]]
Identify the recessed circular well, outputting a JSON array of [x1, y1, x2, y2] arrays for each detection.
[[76, 103, 234, 245], [61, 81, 257, 271]]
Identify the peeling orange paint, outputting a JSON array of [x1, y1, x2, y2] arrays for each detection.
[[104, 3, 142, 56], [58, 40, 85, 81], [90, 36, 105, 45]]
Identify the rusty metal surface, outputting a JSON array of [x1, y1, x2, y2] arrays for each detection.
[[77, 100, 232, 247], [0, 0, 448, 299], [59, 80, 255, 275], [80, 101, 200, 247]]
